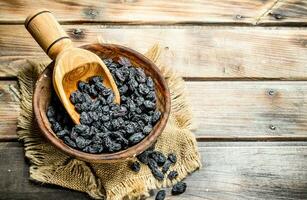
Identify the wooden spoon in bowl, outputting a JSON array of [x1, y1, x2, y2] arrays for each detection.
[[25, 9, 120, 124]]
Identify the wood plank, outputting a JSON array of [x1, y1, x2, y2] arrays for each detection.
[[0, 81, 19, 138], [1, 25, 307, 79], [189, 81, 307, 139], [259, 0, 307, 25], [0, 142, 89, 199], [1, 142, 307, 199], [2, 81, 307, 140], [0, 0, 275, 24]]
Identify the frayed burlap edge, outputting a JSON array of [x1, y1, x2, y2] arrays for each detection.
[[17, 61, 104, 199], [17, 44, 201, 199]]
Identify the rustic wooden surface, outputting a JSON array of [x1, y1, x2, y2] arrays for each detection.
[[3, 80, 307, 140], [1, 0, 307, 199], [0, 0, 291, 24], [2, 25, 307, 79], [1, 142, 307, 200]]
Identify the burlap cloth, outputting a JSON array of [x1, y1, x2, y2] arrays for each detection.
[[16, 43, 201, 199]]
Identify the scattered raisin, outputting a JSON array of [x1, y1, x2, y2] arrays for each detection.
[[167, 170, 178, 180], [171, 182, 187, 195], [155, 190, 166, 200]]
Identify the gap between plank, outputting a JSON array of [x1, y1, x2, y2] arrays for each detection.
[[1, 20, 307, 27]]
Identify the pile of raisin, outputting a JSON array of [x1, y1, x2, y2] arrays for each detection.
[[47, 57, 161, 153], [129, 147, 187, 199]]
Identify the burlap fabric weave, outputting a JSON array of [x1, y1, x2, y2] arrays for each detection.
[[17, 43, 201, 199]]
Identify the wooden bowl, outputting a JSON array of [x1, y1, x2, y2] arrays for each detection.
[[33, 43, 171, 163]]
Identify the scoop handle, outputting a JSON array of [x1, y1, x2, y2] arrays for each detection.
[[25, 9, 72, 60]]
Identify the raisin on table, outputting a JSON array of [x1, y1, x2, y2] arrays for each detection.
[[171, 182, 187, 195], [155, 190, 166, 200]]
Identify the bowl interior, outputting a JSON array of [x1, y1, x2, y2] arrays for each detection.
[[33, 43, 170, 163]]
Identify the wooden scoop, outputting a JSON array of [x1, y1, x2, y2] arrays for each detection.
[[25, 9, 120, 124]]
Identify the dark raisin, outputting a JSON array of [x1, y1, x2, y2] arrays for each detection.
[[148, 158, 164, 181], [104, 121, 112, 130], [136, 107, 142, 114], [76, 136, 91, 149], [102, 136, 121, 152], [115, 70, 127, 82], [148, 158, 158, 171], [80, 112, 93, 125], [150, 151, 166, 166], [47, 106, 56, 118], [144, 100, 155, 110], [129, 132, 145, 145], [125, 122, 135, 134], [118, 57, 131, 67], [64, 136, 77, 148], [155, 190, 166, 200], [151, 168, 164, 181], [95, 82, 106, 94], [152, 111, 161, 123], [119, 85, 128, 94], [98, 96, 107, 105], [89, 100, 100, 111], [88, 111, 99, 121], [162, 160, 172, 174], [100, 114, 110, 122], [77, 81, 87, 92], [70, 130, 78, 141], [80, 82, 91, 94], [171, 182, 187, 195], [128, 78, 139, 91], [130, 161, 141, 172], [91, 143, 104, 153], [106, 93, 114, 104], [146, 91, 156, 101], [102, 88, 112, 97], [88, 126, 97, 136], [52, 122, 62, 132], [56, 129, 69, 138], [89, 76, 103, 85], [168, 170, 178, 180], [103, 58, 113, 66], [101, 105, 110, 113], [137, 150, 152, 164], [135, 68, 146, 83], [74, 124, 90, 136], [146, 77, 154, 88], [135, 97, 144, 106], [139, 84, 149, 95], [168, 153, 177, 164]]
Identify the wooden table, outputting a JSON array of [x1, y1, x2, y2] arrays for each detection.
[[1, 1, 307, 199]]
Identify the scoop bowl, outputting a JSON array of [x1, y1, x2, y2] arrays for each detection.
[[33, 43, 171, 163]]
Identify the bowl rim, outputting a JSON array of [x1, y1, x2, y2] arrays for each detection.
[[33, 43, 171, 162]]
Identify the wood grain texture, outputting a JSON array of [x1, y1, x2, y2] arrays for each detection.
[[189, 81, 307, 139], [2, 80, 307, 140], [259, 0, 307, 25], [0, 81, 19, 138], [0, 0, 275, 24], [1, 142, 307, 200], [1, 25, 307, 79]]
